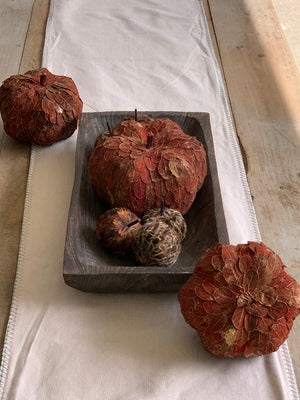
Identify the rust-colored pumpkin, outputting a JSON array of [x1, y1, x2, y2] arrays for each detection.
[[88, 116, 207, 216], [96, 208, 142, 255], [0, 68, 82, 146], [178, 242, 300, 357]]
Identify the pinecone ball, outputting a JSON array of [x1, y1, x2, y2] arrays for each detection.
[[142, 204, 187, 241], [133, 220, 181, 267], [0, 68, 83, 146], [96, 208, 142, 255], [88, 117, 207, 216], [178, 242, 300, 358]]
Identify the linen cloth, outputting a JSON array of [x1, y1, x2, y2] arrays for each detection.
[[0, 0, 299, 399]]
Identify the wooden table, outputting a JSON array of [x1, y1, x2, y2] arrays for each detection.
[[0, 0, 299, 388]]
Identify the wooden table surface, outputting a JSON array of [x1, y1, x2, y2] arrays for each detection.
[[0, 0, 299, 389]]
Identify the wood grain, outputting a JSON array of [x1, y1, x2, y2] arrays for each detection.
[[208, 0, 300, 385], [64, 112, 229, 292], [0, 0, 50, 354]]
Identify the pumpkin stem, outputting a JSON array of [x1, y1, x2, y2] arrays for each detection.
[[160, 200, 165, 216], [127, 218, 141, 228], [134, 108, 137, 122], [40, 72, 47, 86], [146, 134, 154, 148]]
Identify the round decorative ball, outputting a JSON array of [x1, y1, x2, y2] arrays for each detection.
[[88, 117, 207, 216], [96, 208, 142, 255], [178, 241, 300, 357], [0, 68, 83, 146], [142, 206, 187, 241], [133, 220, 181, 267]]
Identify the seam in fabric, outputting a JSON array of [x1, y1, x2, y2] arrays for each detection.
[[281, 342, 300, 400], [0, 147, 37, 399]]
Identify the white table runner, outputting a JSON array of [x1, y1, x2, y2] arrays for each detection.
[[0, 0, 298, 399]]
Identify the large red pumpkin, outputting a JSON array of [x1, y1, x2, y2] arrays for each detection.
[[0, 68, 82, 146], [178, 242, 300, 358], [88, 116, 207, 216]]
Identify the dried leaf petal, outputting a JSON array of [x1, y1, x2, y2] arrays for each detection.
[[223, 259, 240, 285], [244, 313, 257, 332], [203, 301, 228, 315], [246, 303, 268, 317], [257, 315, 274, 333], [205, 314, 228, 334], [267, 302, 289, 320], [202, 278, 220, 294], [232, 307, 246, 330], [238, 255, 253, 273], [211, 255, 223, 271], [253, 288, 277, 307], [195, 284, 213, 301], [243, 269, 259, 292], [213, 287, 236, 306]]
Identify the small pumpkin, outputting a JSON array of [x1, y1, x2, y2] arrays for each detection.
[[0, 67, 82, 146], [96, 208, 141, 255]]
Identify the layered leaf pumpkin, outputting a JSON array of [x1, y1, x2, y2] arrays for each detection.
[[178, 242, 300, 357], [0, 68, 82, 146], [88, 116, 207, 216]]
